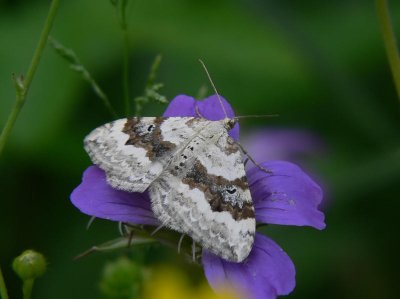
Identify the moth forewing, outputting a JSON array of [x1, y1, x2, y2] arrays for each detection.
[[83, 117, 209, 192]]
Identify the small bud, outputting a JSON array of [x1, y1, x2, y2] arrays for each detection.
[[99, 257, 143, 299], [12, 250, 46, 281]]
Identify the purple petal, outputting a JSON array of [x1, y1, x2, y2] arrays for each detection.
[[202, 233, 295, 299], [70, 166, 159, 226], [163, 94, 239, 140], [163, 95, 197, 117], [248, 161, 325, 230], [242, 128, 326, 165], [196, 95, 235, 120]]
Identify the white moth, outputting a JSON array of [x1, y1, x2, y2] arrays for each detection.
[[84, 115, 255, 262]]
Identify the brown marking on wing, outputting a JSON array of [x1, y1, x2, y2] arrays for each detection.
[[123, 117, 176, 161], [181, 160, 254, 221], [185, 117, 201, 127]]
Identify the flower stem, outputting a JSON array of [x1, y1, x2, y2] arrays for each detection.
[[121, 1, 131, 116], [22, 279, 34, 299], [375, 0, 400, 101], [0, 0, 60, 156], [122, 27, 131, 116], [0, 266, 10, 299]]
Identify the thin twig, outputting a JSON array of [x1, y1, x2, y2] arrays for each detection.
[[0, 0, 60, 156], [120, 0, 131, 115]]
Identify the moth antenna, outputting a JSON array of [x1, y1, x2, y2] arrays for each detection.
[[235, 114, 279, 120], [198, 59, 228, 119]]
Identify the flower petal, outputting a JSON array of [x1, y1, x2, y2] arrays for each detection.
[[163, 94, 239, 140], [196, 95, 235, 120], [163, 95, 197, 117], [248, 161, 325, 230], [242, 128, 325, 166], [70, 166, 159, 225], [202, 233, 295, 299]]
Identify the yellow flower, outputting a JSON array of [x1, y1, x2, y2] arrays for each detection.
[[142, 267, 241, 299]]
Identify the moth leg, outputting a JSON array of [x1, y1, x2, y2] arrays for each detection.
[[236, 142, 272, 174], [244, 157, 249, 167], [127, 230, 134, 248], [177, 234, 185, 254], [192, 239, 196, 262], [195, 106, 205, 118], [150, 223, 165, 236], [86, 216, 96, 230], [118, 222, 133, 240], [118, 221, 125, 236]]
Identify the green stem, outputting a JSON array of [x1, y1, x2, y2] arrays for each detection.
[[121, 0, 131, 116], [122, 26, 131, 116], [376, 0, 400, 100], [22, 279, 34, 299], [0, 267, 10, 299], [0, 0, 60, 156]]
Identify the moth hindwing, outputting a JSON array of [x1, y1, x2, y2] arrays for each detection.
[[84, 116, 255, 262]]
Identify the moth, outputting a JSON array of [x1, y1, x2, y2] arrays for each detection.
[[84, 115, 255, 262]]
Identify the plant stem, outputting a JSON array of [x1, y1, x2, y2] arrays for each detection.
[[22, 279, 34, 299], [0, 0, 60, 156], [0, 267, 10, 299], [376, 0, 400, 100], [122, 27, 131, 115], [121, 1, 131, 116]]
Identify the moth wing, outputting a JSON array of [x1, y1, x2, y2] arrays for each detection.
[[149, 125, 255, 262], [84, 117, 209, 192]]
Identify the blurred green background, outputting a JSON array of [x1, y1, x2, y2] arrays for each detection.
[[1, 0, 400, 298]]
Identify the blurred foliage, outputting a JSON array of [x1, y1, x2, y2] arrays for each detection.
[[49, 37, 117, 118], [1, 0, 400, 298], [99, 257, 143, 299], [142, 266, 241, 299]]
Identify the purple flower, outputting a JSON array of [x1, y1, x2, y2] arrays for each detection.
[[242, 129, 326, 166], [71, 95, 325, 299]]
